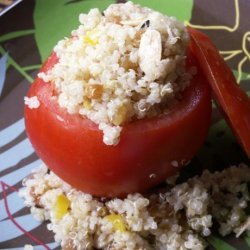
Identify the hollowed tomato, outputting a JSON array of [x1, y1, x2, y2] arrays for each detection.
[[24, 46, 212, 197]]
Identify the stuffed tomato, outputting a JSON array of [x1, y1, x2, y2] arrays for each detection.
[[24, 3, 212, 197]]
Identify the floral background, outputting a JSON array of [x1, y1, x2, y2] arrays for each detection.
[[0, 0, 250, 249]]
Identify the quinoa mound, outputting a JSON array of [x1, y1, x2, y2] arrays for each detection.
[[38, 1, 190, 145]]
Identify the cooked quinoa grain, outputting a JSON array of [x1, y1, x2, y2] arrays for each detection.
[[24, 245, 34, 250], [24, 96, 40, 109], [20, 163, 250, 250], [38, 1, 190, 145]]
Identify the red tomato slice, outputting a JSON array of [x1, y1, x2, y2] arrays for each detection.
[[188, 27, 250, 159], [24, 49, 211, 197]]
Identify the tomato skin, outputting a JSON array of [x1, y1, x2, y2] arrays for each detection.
[[188, 27, 250, 159], [25, 50, 211, 197]]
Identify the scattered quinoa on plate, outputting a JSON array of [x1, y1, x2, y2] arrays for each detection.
[[20, 163, 250, 250], [37, 1, 190, 145]]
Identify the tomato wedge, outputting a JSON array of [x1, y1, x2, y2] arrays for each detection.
[[25, 49, 211, 197], [188, 27, 250, 159]]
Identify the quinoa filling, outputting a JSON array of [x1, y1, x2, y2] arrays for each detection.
[[38, 1, 190, 145]]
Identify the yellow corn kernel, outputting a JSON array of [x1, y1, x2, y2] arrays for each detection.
[[53, 194, 70, 220], [105, 214, 126, 232], [84, 30, 98, 45]]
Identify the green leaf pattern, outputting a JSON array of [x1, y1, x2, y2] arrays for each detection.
[[34, 0, 115, 61], [0, 52, 8, 97], [132, 0, 193, 22]]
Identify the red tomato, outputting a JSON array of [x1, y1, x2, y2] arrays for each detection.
[[24, 48, 211, 197], [188, 27, 250, 159]]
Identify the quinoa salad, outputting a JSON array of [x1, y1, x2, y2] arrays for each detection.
[[20, 163, 250, 250], [20, 1, 250, 250], [36, 1, 190, 145]]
